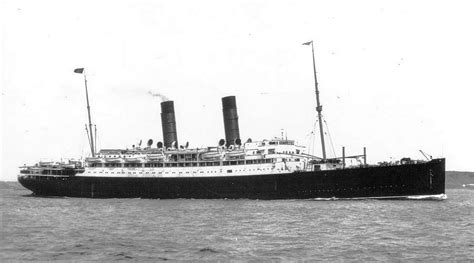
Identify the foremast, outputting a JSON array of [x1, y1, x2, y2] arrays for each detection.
[[303, 41, 326, 160], [74, 68, 95, 157]]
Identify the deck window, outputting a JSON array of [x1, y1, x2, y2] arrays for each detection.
[[146, 163, 163, 167], [105, 163, 121, 168], [124, 163, 142, 168]]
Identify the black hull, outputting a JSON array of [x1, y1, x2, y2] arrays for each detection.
[[18, 159, 445, 199]]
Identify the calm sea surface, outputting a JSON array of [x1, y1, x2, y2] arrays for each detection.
[[1, 182, 473, 261]]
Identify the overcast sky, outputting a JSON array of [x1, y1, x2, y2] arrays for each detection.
[[2, 0, 474, 181]]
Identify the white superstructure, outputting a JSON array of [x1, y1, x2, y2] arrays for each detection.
[[81, 139, 342, 178]]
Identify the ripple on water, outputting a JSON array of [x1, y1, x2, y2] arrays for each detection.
[[1, 184, 473, 261]]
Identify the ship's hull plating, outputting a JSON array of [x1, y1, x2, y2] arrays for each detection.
[[18, 159, 445, 199]]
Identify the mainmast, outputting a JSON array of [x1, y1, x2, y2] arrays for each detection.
[[75, 68, 95, 157], [303, 41, 327, 160]]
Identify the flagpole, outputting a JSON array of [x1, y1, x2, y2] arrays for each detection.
[[83, 72, 95, 157], [305, 41, 327, 160]]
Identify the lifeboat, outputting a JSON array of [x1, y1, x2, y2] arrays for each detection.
[[147, 154, 165, 160], [85, 157, 102, 163], [59, 163, 77, 169], [201, 151, 223, 160], [124, 157, 142, 162], [225, 150, 246, 158], [105, 157, 122, 163], [38, 161, 54, 166]]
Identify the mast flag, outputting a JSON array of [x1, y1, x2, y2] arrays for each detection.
[[74, 68, 85, 74], [302, 41, 313, 45]]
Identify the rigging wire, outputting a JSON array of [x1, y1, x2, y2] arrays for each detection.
[[85, 124, 91, 157], [323, 119, 337, 158], [94, 124, 98, 154], [310, 119, 318, 156], [80, 128, 86, 159], [304, 120, 316, 156]]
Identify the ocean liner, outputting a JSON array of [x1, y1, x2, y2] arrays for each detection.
[[18, 42, 446, 199]]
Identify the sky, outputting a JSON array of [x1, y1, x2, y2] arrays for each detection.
[[2, 0, 474, 181]]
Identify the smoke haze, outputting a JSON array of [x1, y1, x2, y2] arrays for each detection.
[[148, 91, 170, 102]]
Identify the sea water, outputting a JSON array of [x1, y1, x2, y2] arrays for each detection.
[[1, 182, 473, 261]]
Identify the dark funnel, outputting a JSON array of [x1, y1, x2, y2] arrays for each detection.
[[161, 101, 178, 149], [222, 96, 240, 147]]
